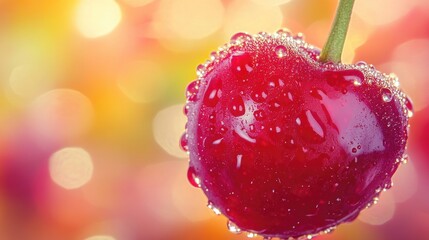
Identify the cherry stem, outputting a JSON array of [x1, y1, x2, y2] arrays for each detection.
[[319, 0, 355, 63]]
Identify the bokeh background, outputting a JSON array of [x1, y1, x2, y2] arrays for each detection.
[[0, 0, 429, 239]]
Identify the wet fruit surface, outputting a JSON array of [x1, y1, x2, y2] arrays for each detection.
[[182, 32, 411, 239]]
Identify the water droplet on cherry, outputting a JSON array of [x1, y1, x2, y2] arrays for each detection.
[[187, 167, 201, 188], [356, 61, 367, 68], [231, 51, 253, 79], [207, 201, 221, 215], [381, 88, 393, 102], [203, 77, 222, 107], [405, 96, 414, 117], [180, 133, 188, 151], [251, 90, 268, 103], [229, 96, 245, 117], [196, 64, 206, 77], [186, 80, 200, 102], [230, 32, 251, 42], [275, 45, 288, 58], [183, 104, 190, 115], [294, 32, 305, 41], [227, 220, 242, 234], [254, 109, 266, 121], [276, 28, 292, 37], [247, 232, 258, 238]]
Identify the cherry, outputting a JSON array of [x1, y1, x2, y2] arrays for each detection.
[[181, 0, 411, 239]]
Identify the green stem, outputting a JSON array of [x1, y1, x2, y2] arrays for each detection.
[[319, 0, 355, 63]]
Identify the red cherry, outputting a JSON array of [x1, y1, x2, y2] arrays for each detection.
[[182, 31, 411, 239]]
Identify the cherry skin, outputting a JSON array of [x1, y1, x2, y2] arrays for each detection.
[[182, 32, 410, 239]]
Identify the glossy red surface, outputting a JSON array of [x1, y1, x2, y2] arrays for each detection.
[[183, 35, 409, 238]]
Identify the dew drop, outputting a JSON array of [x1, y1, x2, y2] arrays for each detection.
[[246, 232, 257, 238], [294, 32, 305, 40], [183, 104, 190, 115], [287, 92, 293, 101], [405, 96, 414, 118], [268, 100, 281, 110], [209, 112, 216, 122], [187, 167, 201, 188], [207, 202, 221, 215], [325, 70, 364, 92], [276, 28, 292, 37], [375, 187, 382, 193], [180, 133, 188, 152], [229, 96, 245, 117], [384, 181, 393, 189], [230, 32, 251, 42], [254, 109, 266, 121], [351, 148, 357, 153], [251, 90, 268, 103], [231, 51, 253, 79], [381, 88, 393, 102], [401, 154, 409, 164], [196, 64, 206, 77], [284, 135, 296, 149], [324, 226, 336, 234], [227, 221, 242, 234], [203, 77, 222, 107], [186, 80, 200, 102], [210, 51, 217, 60], [275, 45, 288, 58], [356, 61, 367, 68]]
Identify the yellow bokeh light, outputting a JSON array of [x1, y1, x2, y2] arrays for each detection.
[[355, 0, 419, 26], [117, 60, 166, 103], [153, 104, 188, 158], [49, 147, 94, 190], [8, 65, 57, 99], [154, 0, 224, 40], [358, 191, 396, 226], [223, 0, 283, 38], [342, 16, 374, 63], [75, 0, 122, 38]]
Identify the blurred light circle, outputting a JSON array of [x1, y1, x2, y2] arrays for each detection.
[[154, 0, 224, 40], [49, 147, 94, 190], [29, 89, 93, 142], [251, 0, 291, 6], [358, 191, 396, 225], [224, 0, 283, 37], [172, 162, 213, 222], [85, 236, 116, 240], [153, 104, 188, 158], [122, 0, 153, 7], [382, 39, 429, 111], [136, 160, 188, 224], [117, 60, 166, 103], [355, 0, 419, 26], [391, 160, 418, 203], [342, 16, 374, 63], [75, 0, 122, 38], [8, 65, 57, 99]]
